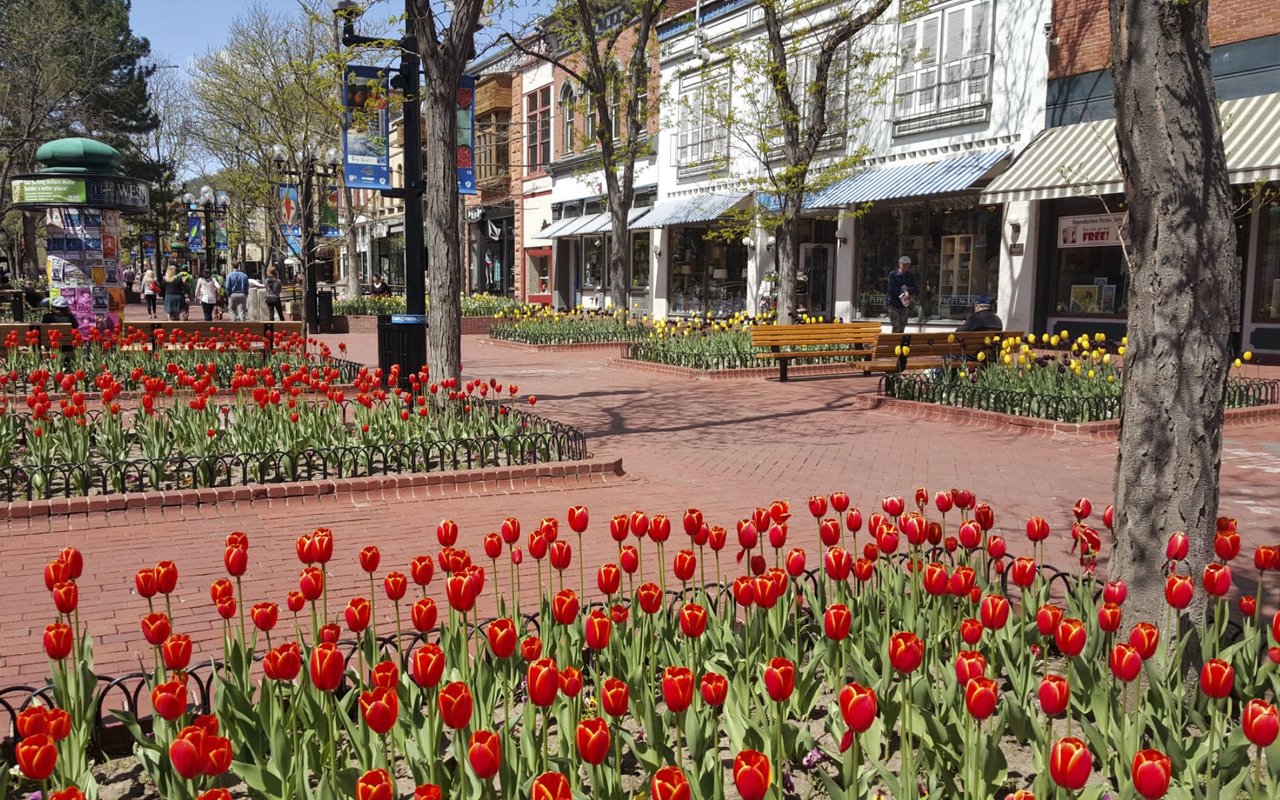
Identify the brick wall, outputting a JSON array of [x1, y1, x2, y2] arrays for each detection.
[[1050, 0, 1280, 78], [551, 24, 662, 160]]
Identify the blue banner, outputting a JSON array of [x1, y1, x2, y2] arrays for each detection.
[[343, 65, 392, 190], [278, 184, 301, 238], [187, 215, 203, 252], [142, 233, 156, 256], [456, 75, 476, 195]]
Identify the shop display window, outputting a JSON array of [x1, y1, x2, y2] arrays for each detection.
[[582, 235, 605, 291], [631, 232, 651, 289], [526, 252, 550, 295], [667, 227, 747, 317], [1253, 200, 1280, 323]]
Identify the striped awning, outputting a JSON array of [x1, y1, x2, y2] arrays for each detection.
[[980, 92, 1280, 203], [533, 216, 580, 240], [807, 149, 1011, 208], [575, 207, 649, 234], [629, 193, 749, 229]]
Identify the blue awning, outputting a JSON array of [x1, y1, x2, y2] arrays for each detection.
[[808, 149, 1011, 208], [629, 193, 749, 229]]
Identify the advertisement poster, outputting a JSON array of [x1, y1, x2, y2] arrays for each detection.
[[320, 185, 340, 238], [456, 75, 476, 195], [44, 207, 124, 334], [215, 218, 229, 251], [13, 177, 86, 205], [187, 215, 204, 251], [1058, 213, 1129, 248], [278, 184, 301, 237], [342, 65, 391, 190], [142, 233, 156, 257]]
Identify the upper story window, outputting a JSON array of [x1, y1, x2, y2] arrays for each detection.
[[476, 112, 510, 182], [894, 0, 993, 136], [525, 86, 552, 173], [559, 83, 576, 152], [769, 45, 850, 154], [677, 68, 730, 175]]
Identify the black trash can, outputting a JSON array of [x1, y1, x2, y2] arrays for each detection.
[[317, 289, 334, 333], [377, 314, 428, 389]]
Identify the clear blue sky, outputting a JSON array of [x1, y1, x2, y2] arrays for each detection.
[[131, 0, 316, 68]]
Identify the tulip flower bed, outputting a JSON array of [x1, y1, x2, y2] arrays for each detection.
[[11, 492, 1280, 800], [626, 317, 865, 371], [490, 309, 651, 346], [0, 364, 578, 498], [333, 294, 537, 319]]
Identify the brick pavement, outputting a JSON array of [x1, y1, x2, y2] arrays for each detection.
[[1, 333, 1278, 687]]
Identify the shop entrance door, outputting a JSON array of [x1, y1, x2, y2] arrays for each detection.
[[801, 244, 834, 319]]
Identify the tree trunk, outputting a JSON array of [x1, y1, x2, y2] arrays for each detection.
[[1108, 0, 1237, 634], [21, 212, 39, 279], [344, 186, 360, 298], [421, 77, 463, 386], [774, 215, 800, 322]]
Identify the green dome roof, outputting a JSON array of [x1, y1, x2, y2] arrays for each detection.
[[36, 138, 122, 173]]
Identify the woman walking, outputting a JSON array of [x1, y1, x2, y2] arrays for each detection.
[[162, 266, 188, 321], [195, 270, 220, 321], [264, 266, 285, 321], [142, 269, 158, 319]]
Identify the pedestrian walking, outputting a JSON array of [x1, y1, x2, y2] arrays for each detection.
[[264, 267, 285, 321], [162, 266, 188, 321], [142, 269, 158, 319], [196, 270, 220, 321], [886, 256, 918, 333], [225, 264, 249, 321]]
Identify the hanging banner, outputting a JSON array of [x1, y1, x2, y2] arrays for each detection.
[[187, 215, 204, 252], [456, 75, 476, 195], [278, 184, 301, 237], [285, 235, 303, 256], [214, 218, 229, 250], [342, 65, 391, 190], [142, 233, 156, 257], [319, 185, 341, 238]]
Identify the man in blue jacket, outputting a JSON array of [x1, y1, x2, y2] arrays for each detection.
[[886, 256, 917, 333], [225, 264, 249, 321]]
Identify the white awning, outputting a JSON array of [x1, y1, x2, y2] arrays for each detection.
[[629, 193, 750, 229], [980, 92, 1280, 204], [807, 149, 1011, 208]]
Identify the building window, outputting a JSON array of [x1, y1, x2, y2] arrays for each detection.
[[527, 251, 550, 294], [476, 112, 509, 182], [559, 83, 576, 153], [526, 86, 552, 173], [582, 235, 605, 290], [631, 231, 650, 289], [677, 69, 729, 173], [894, 0, 992, 135], [1252, 200, 1280, 323]]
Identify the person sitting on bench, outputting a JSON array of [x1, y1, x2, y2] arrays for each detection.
[[956, 296, 1003, 332]]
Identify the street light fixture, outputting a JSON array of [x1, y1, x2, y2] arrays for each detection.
[[271, 144, 341, 333], [183, 186, 230, 279]]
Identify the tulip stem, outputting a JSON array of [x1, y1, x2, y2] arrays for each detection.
[[235, 575, 246, 643], [394, 601, 403, 660], [900, 676, 913, 797], [578, 531, 585, 603], [1255, 745, 1264, 799]]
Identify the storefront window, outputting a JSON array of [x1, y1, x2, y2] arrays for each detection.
[[582, 235, 605, 290], [1047, 199, 1130, 317], [667, 227, 747, 317], [526, 252, 550, 295], [1253, 201, 1280, 323], [631, 232, 650, 289]]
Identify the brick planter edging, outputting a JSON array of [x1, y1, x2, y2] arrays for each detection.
[[482, 338, 629, 353], [0, 456, 625, 520], [858, 395, 1280, 441], [606, 357, 874, 381]]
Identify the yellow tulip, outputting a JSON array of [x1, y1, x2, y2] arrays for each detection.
[[1102, 353, 1111, 364], [1060, 330, 1069, 339], [1121, 336, 1128, 345], [1088, 370, 1096, 379], [1095, 333, 1106, 342], [977, 351, 986, 362], [902, 345, 911, 356], [1234, 358, 1242, 368], [1243, 351, 1253, 361], [1003, 354, 1012, 365], [948, 333, 956, 343], [1050, 335, 1060, 347], [1107, 375, 1115, 382], [1027, 333, 1036, 343]]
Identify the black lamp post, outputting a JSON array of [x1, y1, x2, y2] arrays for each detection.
[[329, 0, 427, 385], [182, 186, 230, 277], [271, 145, 340, 333]]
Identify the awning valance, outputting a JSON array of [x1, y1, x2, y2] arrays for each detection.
[[807, 149, 1011, 208], [979, 92, 1280, 204], [629, 193, 750, 229]]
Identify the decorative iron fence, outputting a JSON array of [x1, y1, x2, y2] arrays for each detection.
[[881, 373, 1280, 424]]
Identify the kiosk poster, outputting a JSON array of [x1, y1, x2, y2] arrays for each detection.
[[456, 75, 476, 195], [44, 207, 124, 334], [342, 65, 391, 190]]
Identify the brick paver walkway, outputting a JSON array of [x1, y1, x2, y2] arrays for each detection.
[[2, 333, 1277, 687]]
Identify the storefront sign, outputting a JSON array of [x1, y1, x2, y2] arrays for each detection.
[[342, 65, 392, 190], [1058, 213, 1129, 248], [456, 75, 476, 196]]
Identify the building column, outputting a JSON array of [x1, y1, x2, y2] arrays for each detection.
[[999, 200, 1037, 332], [651, 228, 669, 320], [833, 210, 856, 322]]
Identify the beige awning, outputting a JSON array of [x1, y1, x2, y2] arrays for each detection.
[[980, 92, 1280, 204]]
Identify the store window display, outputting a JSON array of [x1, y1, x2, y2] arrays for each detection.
[[667, 227, 747, 317]]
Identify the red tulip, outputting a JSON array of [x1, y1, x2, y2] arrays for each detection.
[[1109, 643, 1142, 682], [551, 589, 579, 625], [881, 496, 904, 517], [468, 729, 501, 779], [438, 681, 474, 728], [1050, 737, 1092, 790], [768, 500, 790, 524], [16, 733, 57, 780], [49, 789, 85, 800], [679, 603, 707, 638], [708, 526, 728, 551], [830, 491, 850, 512], [785, 548, 806, 577], [1131, 749, 1171, 799], [682, 508, 703, 536], [650, 765, 691, 800], [155, 560, 179, 594], [985, 535, 1007, 560], [310, 642, 344, 691], [763, 657, 795, 702], [960, 618, 984, 646], [958, 520, 982, 550], [1025, 516, 1050, 542], [824, 604, 851, 641], [575, 718, 610, 765], [1128, 623, 1160, 660], [1034, 603, 1063, 636], [356, 769, 394, 800], [876, 525, 900, 554], [345, 597, 372, 632], [44, 622, 73, 660], [732, 576, 756, 607], [808, 495, 828, 518], [824, 546, 852, 581], [436, 519, 458, 547], [888, 631, 924, 673], [1163, 573, 1193, 609], [818, 518, 841, 546], [584, 610, 612, 650], [162, 634, 192, 671], [141, 612, 171, 646], [1072, 498, 1092, 521], [566, 505, 589, 534], [979, 595, 1010, 630], [1102, 503, 1114, 529], [264, 643, 302, 681], [1038, 674, 1070, 716], [1214, 529, 1241, 562], [1165, 532, 1189, 562], [1097, 601, 1122, 634], [51, 581, 78, 615], [845, 508, 862, 533], [410, 555, 434, 585], [973, 502, 994, 531], [1240, 594, 1258, 617], [412, 643, 445, 688], [486, 618, 518, 658], [964, 676, 999, 720], [768, 523, 787, 550], [1255, 546, 1278, 572], [527, 658, 559, 707], [558, 666, 582, 698], [1054, 618, 1087, 657], [549, 540, 572, 571], [411, 597, 438, 634], [950, 566, 976, 597], [499, 516, 521, 545], [360, 686, 398, 734], [1243, 699, 1279, 747], [521, 636, 543, 661], [251, 602, 278, 633], [737, 520, 759, 550], [733, 750, 771, 800], [530, 772, 572, 800], [481, 534, 502, 560], [1202, 563, 1232, 597], [298, 567, 324, 601], [673, 549, 696, 582], [700, 672, 727, 706], [1199, 658, 1234, 699], [152, 680, 188, 721], [650, 514, 672, 543], [637, 582, 663, 614], [954, 650, 986, 684], [662, 666, 694, 713], [601, 677, 629, 717], [609, 514, 630, 542], [44, 559, 70, 592], [619, 545, 639, 574], [135, 568, 158, 598], [596, 563, 621, 596], [839, 682, 877, 732]]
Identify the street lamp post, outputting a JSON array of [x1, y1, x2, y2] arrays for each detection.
[[182, 186, 230, 278], [271, 145, 340, 333], [330, 0, 427, 386]]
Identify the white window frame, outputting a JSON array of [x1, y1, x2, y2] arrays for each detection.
[[894, 0, 992, 123], [676, 67, 730, 171], [559, 83, 576, 153]]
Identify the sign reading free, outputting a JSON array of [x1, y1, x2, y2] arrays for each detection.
[[1057, 213, 1129, 249]]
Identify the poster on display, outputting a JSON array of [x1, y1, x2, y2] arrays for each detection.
[[456, 75, 476, 195], [319, 185, 340, 238], [44, 207, 124, 334], [187, 215, 204, 251], [342, 65, 391, 190], [142, 233, 156, 257], [1058, 213, 1129, 248], [278, 184, 301, 237], [215, 218, 229, 250]]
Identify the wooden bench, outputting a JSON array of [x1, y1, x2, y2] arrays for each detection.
[[750, 322, 883, 381], [864, 330, 1026, 373], [121, 321, 305, 354]]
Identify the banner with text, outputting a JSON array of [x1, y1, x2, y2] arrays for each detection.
[[343, 65, 392, 190], [456, 75, 476, 195], [1057, 213, 1129, 249]]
